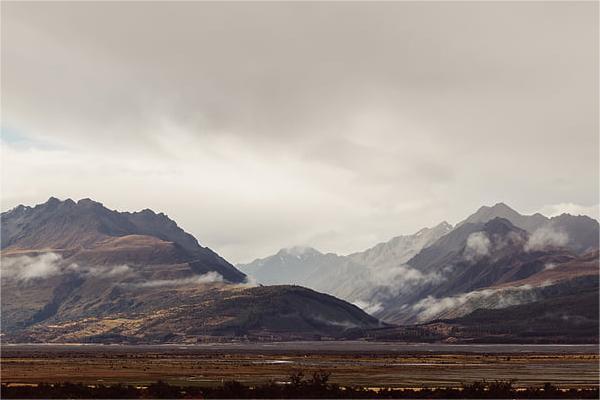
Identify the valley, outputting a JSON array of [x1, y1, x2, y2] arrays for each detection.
[[3, 3, 597, 397], [2, 344, 599, 389]]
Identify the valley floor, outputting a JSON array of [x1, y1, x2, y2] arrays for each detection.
[[1, 343, 598, 389]]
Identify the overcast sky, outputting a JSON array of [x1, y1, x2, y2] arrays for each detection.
[[1, 2, 598, 263]]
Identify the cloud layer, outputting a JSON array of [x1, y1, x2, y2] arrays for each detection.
[[464, 232, 491, 261], [1, 253, 224, 290], [525, 227, 569, 252], [1, 253, 133, 282], [2, 2, 598, 263], [1, 253, 63, 280], [412, 284, 543, 322], [129, 272, 224, 288]]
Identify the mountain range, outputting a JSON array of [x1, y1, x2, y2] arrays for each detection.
[[1, 198, 379, 343], [239, 203, 599, 341], [1, 198, 598, 344]]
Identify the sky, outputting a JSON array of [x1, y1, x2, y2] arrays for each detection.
[[1, 2, 598, 263]]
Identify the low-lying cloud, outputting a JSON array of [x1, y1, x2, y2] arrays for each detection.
[[352, 300, 383, 315], [2, 2, 597, 264], [129, 272, 224, 288], [525, 227, 569, 252], [1, 252, 133, 282], [543, 262, 558, 271], [1, 252, 63, 280], [67, 263, 132, 278], [463, 232, 491, 261], [411, 284, 542, 322], [344, 263, 450, 315], [0, 252, 221, 290], [367, 264, 444, 288], [311, 315, 359, 330]]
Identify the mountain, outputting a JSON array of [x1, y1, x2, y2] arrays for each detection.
[[348, 222, 453, 269], [6, 198, 594, 343], [368, 282, 599, 344], [1, 197, 245, 282], [1, 197, 380, 343], [239, 222, 453, 312], [333, 222, 454, 310], [456, 203, 599, 255], [4, 283, 381, 343], [545, 214, 600, 254], [456, 202, 548, 232], [240, 204, 598, 328], [364, 245, 599, 344], [442, 285, 599, 344], [375, 217, 598, 324], [239, 246, 339, 286], [365, 204, 597, 325], [239, 247, 370, 306]]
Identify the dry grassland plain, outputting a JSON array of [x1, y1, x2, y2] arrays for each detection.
[[1, 343, 598, 389]]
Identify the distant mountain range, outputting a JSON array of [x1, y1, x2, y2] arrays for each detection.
[[0, 198, 379, 343], [1, 198, 598, 344], [239, 203, 599, 341], [239, 222, 453, 314]]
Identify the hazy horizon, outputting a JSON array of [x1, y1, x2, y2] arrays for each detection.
[[2, 2, 598, 263], [3, 195, 598, 264]]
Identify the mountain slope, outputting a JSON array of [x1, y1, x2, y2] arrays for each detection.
[[369, 283, 599, 344], [545, 214, 600, 254], [376, 217, 597, 324], [456, 202, 548, 233], [239, 246, 339, 286], [1, 197, 245, 282], [238, 222, 453, 312], [440, 285, 599, 344], [347, 222, 453, 270], [236, 202, 599, 341], [238, 203, 598, 330], [5, 284, 381, 343], [455, 203, 599, 255]]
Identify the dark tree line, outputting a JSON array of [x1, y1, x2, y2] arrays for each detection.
[[2, 371, 598, 399]]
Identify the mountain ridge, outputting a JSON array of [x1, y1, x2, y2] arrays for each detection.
[[1, 197, 246, 283], [2, 198, 597, 343], [239, 203, 599, 328]]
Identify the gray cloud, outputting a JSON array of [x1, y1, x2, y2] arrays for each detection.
[[1, 252, 227, 292], [1, 253, 62, 280], [0, 253, 132, 281], [347, 263, 450, 314], [544, 263, 558, 271], [67, 264, 132, 278], [525, 227, 569, 252], [352, 300, 383, 315], [1, 2, 597, 263], [128, 272, 224, 288], [311, 316, 359, 330], [538, 203, 600, 220], [412, 284, 544, 322], [464, 232, 491, 261]]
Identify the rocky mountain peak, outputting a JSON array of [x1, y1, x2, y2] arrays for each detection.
[[483, 217, 523, 236], [278, 246, 322, 258], [76, 198, 103, 207], [458, 202, 548, 233], [1, 196, 247, 283], [468, 202, 520, 222]]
